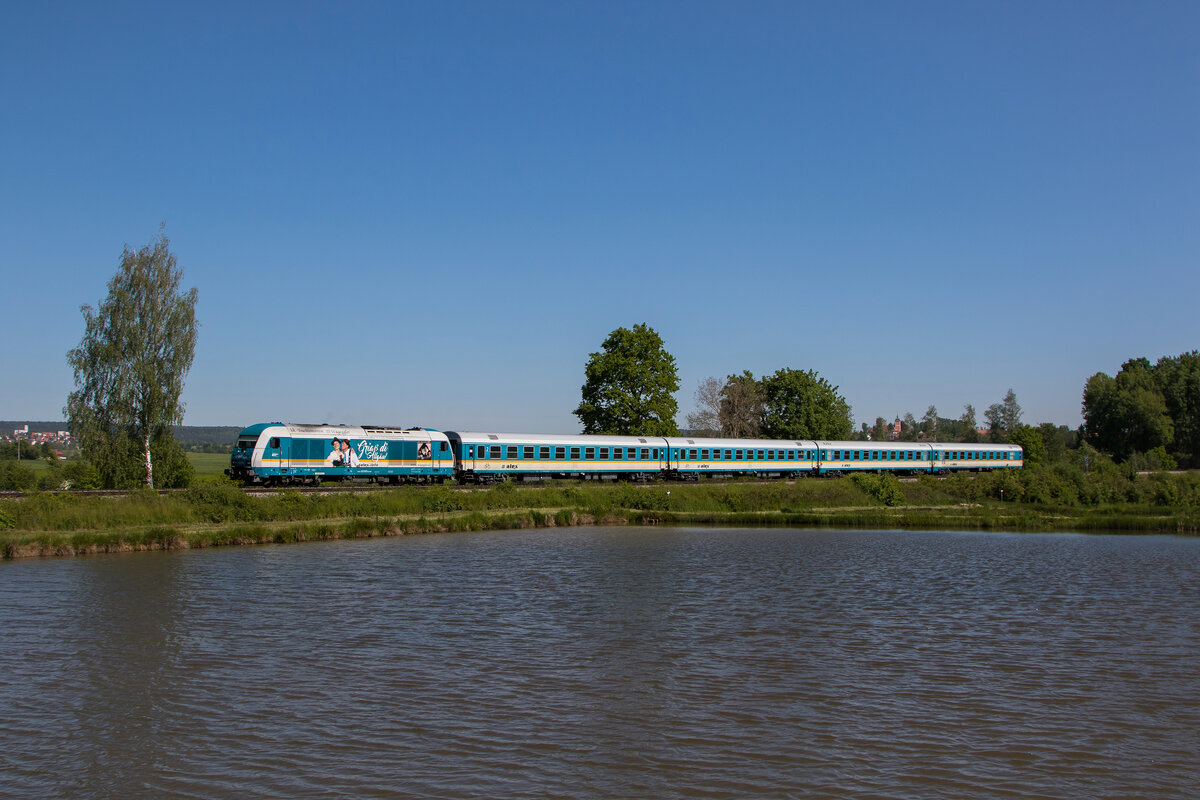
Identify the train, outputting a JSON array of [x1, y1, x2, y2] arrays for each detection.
[[226, 422, 1023, 486]]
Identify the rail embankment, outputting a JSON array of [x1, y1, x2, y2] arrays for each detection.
[[2, 470, 1198, 559]]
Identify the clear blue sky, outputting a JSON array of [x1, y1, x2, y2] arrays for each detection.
[[3, 1, 1197, 433]]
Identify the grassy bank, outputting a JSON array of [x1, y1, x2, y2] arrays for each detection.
[[2, 469, 1198, 559]]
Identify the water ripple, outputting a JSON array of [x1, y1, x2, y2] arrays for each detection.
[[2, 528, 1198, 799]]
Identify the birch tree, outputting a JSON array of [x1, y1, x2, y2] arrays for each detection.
[[66, 228, 198, 488]]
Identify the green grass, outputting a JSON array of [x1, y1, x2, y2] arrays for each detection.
[[3, 470, 1198, 559], [185, 452, 230, 476], [12, 457, 50, 471]]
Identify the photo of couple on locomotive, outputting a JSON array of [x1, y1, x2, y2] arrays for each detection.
[[326, 438, 360, 468]]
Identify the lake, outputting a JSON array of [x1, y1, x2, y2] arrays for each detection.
[[1, 527, 1197, 799]]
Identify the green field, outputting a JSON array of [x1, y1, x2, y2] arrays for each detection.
[[186, 452, 230, 476]]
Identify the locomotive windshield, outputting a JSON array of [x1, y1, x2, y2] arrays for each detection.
[[236, 437, 258, 450]]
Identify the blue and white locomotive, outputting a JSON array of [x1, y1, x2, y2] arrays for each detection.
[[227, 423, 453, 485], [229, 422, 1023, 485]]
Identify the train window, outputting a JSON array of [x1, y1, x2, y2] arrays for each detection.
[[507, 446, 518, 459], [787, 450, 794, 460], [441, 441, 448, 451], [735, 450, 743, 460], [555, 447, 565, 459], [523, 446, 534, 459], [585, 447, 595, 460], [599, 448, 609, 460], [724, 449, 732, 460], [613, 448, 623, 460], [701, 449, 710, 459], [640, 448, 649, 460], [539, 446, 550, 459], [653, 449, 659, 459], [570, 447, 580, 459], [712, 449, 720, 460], [490, 445, 502, 459], [690, 449, 697, 459]]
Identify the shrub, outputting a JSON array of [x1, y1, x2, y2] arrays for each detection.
[[182, 482, 258, 522], [421, 486, 464, 513], [849, 473, 905, 506], [0, 462, 37, 492]]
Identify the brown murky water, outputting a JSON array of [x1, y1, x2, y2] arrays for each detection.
[[2, 527, 1197, 799]]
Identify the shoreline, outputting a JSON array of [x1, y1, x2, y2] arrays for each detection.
[[3, 503, 1195, 560]]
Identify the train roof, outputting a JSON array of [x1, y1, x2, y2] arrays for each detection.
[[243, 422, 445, 439], [445, 431, 669, 446]]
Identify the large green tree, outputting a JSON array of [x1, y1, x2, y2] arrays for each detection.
[[1154, 351, 1200, 465], [758, 368, 852, 440], [574, 323, 679, 436], [1008, 424, 1046, 465], [66, 229, 198, 488], [1082, 358, 1173, 462]]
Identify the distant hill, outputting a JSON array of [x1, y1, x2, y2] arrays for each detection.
[[2, 422, 242, 450]]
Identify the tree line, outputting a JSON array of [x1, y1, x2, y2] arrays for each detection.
[[574, 324, 855, 440], [32, 225, 1198, 491], [572, 323, 1199, 473]]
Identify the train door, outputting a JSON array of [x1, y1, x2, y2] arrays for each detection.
[[269, 435, 289, 472]]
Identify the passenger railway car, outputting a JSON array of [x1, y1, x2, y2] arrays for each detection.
[[446, 431, 668, 483], [813, 441, 1023, 474], [663, 436, 819, 479], [227, 423, 453, 485]]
